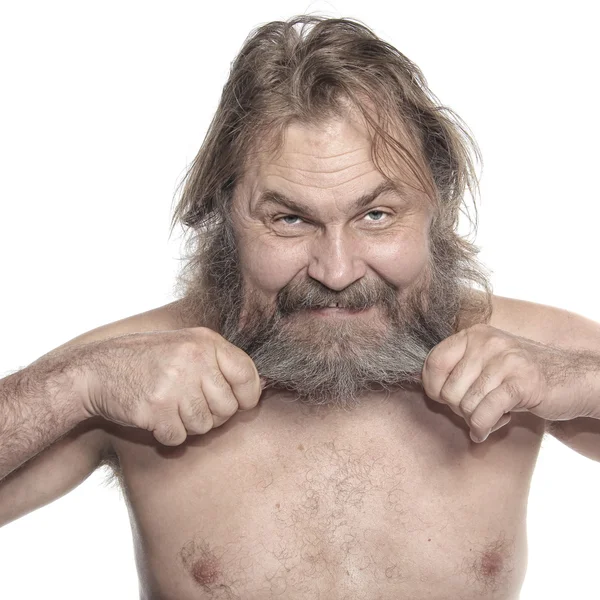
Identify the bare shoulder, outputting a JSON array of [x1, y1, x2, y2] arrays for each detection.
[[53, 299, 200, 353], [488, 293, 600, 351]]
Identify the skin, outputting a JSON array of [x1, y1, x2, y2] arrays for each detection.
[[231, 116, 432, 323], [5, 111, 567, 600], [213, 110, 469, 409], [4, 95, 600, 600]]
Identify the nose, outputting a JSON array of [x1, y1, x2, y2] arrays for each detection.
[[306, 228, 367, 291]]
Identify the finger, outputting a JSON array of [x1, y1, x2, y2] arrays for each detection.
[[471, 412, 512, 443], [178, 389, 214, 435], [438, 353, 484, 418], [422, 329, 469, 403], [490, 413, 512, 434], [469, 381, 521, 442], [202, 368, 241, 419], [152, 408, 188, 446], [215, 344, 262, 411], [460, 364, 505, 423]]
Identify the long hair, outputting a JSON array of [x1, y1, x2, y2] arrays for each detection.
[[169, 15, 493, 331]]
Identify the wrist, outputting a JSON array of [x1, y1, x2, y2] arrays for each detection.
[[39, 345, 95, 424], [587, 364, 600, 420], [570, 349, 600, 420]]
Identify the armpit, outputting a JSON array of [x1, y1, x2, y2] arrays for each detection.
[[97, 446, 124, 492]]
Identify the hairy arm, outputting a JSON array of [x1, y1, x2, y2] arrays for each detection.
[[0, 299, 189, 527], [0, 345, 89, 482], [492, 295, 600, 461]]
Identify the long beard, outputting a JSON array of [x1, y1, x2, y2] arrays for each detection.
[[196, 219, 464, 410]]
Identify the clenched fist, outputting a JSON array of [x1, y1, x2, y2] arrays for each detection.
[[76, 327, 263, 445]]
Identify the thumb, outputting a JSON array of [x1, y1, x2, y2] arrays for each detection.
[[411, 347, 435, 382]]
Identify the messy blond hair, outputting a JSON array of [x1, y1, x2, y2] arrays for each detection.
[[169, 15, 493, 330]]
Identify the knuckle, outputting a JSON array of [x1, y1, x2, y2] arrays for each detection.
[[439, 384, 458, 404], [192, 325, 219, 343], [210, 367, 229, 390], [147, 387, 169, 409], [476, 371, 492, 391], [189, 395, 212, 421], [460, 387, 480, 412], [444, 359, 467, 387], [183, 397, 214, 433], [195, 416, 214, 434], [210, 390, 239, 416], [230, 361, 258, 387], [484, 335, 509, 353], [503, 380, 522, 401], [211, 414, 229, 428], [425, 351, 447, 372], [161, 360, 187, 384], [154, 419, 183, 445], [219, 401, 239, 418], [176, 338, 207, 364], [205, 385, 239, 418]]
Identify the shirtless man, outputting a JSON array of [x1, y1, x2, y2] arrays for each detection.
[[2, 15, 600, 600]]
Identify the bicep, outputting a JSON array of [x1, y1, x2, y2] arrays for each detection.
[[0, 416, 112, 527]]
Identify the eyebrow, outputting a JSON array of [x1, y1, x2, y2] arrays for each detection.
[[253, 180, 403, 217]]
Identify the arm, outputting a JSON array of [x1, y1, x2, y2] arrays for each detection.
[[0, 299, 187, 527], [498, 296, 600, 460], [0, 414, 112, 527], [0, 347, 89, 483], [536, 305, 600, 460]]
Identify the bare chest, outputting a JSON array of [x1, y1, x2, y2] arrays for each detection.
[[109, 389, 545, 600]]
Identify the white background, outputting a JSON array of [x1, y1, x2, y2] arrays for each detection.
[[1, 1, 599, 598]]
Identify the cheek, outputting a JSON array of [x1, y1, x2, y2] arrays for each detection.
[[237, 234, 306, 294], [372, 230, 430, 286]]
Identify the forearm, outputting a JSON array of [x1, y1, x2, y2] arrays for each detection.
[[0, 347, 88, 481]]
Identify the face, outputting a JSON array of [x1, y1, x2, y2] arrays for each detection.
[[205, 113, 464, 409]]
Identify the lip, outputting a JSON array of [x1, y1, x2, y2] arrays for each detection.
[[309, 306, 373, 316]]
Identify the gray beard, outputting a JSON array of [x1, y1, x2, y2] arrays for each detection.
[[182, 213, 468, 410], [215, 250, 461, 411]]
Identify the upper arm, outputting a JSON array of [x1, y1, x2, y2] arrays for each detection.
[[0, 416, 112, 527], [0, 299, 190, 527]]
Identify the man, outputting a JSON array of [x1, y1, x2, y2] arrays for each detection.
[[1, 14, 600, 600]]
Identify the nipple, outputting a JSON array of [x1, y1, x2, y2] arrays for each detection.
[[178, 537, 223, 589], [191, 556, 220, 585], [479, 549, 503, 578]]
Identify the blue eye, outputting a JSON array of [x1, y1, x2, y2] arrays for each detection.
[[278, 215, 303, 225], [365, 210, 387, 221]]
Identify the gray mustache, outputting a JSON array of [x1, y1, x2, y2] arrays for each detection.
[[276, 280, 396, 315]]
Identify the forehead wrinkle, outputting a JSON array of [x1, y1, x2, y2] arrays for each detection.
[[279, 147, 368, 160], [252, 180, 405, 219], [271, 158, 373, 175]]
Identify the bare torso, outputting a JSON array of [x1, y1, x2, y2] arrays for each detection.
[[103, 297, 547, 600]]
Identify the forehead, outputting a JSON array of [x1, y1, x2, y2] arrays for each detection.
[[236, 114, 430, 213], [251, 113, 377, 176]]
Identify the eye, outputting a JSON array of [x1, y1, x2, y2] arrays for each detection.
[[275, 215, 304, 225], [364, 210, 389, 222]]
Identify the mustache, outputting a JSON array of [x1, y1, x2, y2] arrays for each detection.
[[275, 277, 399, 315]]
